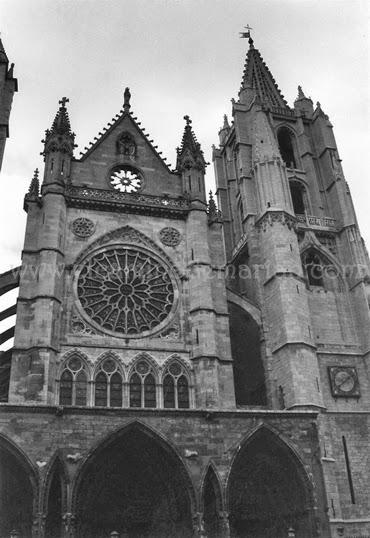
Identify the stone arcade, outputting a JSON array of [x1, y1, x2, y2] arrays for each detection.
[[1, 35, 370, 538]]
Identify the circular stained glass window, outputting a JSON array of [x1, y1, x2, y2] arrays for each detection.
[[109, 165, 142, 193], [77, 247, 176, 337]]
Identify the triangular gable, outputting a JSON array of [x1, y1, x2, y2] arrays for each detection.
[[77, 109, 173, 172]]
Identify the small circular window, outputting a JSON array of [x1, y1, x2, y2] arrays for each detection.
[[109, 165, 143, 193]]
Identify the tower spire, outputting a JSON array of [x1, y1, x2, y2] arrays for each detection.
[[239, 36, 288, 109], [42, 97, 76, 157], [176, 115, 206, 172]]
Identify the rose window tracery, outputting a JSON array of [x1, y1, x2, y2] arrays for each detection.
[[109, 165, 142, 193], [72, 217, 95, 238], [77, 247, 175, 336]]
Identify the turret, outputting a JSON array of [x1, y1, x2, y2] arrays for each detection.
[[41, 97, 76, 186], [176, 115, 206, 203], [294, 85, 313, 117]]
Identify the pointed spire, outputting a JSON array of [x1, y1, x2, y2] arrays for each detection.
[[223, 114, 230, 130], [0, 38, 8, 64], [296, 85, 306, 100], [123, 87, 131, 112], [218, 114, 231, 145], [294, 85, 313, 116], [176, 115, 206, 172], [28, 169, 40, 197], [207, 191, 222, 223], [239, 38, 288, 109], [42, 97, 76, 157]]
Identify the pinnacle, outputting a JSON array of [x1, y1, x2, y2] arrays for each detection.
[[176, 115, 206, 172], [50, 98, 73, 136], [28, 169, 40, 197], [0, 38, 8, 64]]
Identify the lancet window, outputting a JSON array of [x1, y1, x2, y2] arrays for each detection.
[[59, 355, 88, 406], [129, 359, 157, 408], [94, 356, 123, 407], [163, 361, 190, 409]]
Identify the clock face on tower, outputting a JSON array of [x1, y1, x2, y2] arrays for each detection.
[[328, 366, 360, 398]]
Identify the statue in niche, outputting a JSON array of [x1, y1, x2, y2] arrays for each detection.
[[117, 131, 137, 159]]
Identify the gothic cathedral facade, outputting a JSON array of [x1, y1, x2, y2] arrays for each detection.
[[1, 35, 370, 538]]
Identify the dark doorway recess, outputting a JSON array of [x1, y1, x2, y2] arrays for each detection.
[[45, 461, 65, 538], [0, 441, 34, 537], [228, 302, 267, 406], [74, 425, 193, 538], [228, 428, 314, 538], [203, 466, 222, 537]]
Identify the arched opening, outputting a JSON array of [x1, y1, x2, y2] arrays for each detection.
[[129, 359, 157, 408], [45, 460, 65, 538], [0, 438, 34, 537], [228, 428, 314, 537], [277, 127, 297, 169], [59, 354, 88, 406], [163, 360, 190, 409], [203, 467, 223, 538], [289, 180, 306, 215], [74, 424, 194, 537], [228, 302, 266, 406], [302, 248, 342, 291]]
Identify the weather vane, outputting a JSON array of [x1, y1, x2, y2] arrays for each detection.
[[239, 25, 253, 39]]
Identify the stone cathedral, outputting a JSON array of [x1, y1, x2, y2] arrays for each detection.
[[1, 33, 370, 538]]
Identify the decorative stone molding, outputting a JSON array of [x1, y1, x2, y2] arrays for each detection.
[[159, 226, 181, 247], [71, 217, 95, 239], [256, 211, 297, 232], [65, 185, 189, 219], [159, 323, 181, 340], [70, 315, 98, 336]]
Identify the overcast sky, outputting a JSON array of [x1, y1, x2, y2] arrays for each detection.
[[0, 0, 369, 344]]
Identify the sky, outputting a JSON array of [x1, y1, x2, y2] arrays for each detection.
[[0, 0, 369, 346]]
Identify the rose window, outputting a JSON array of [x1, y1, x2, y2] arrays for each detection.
[[109, 165, 142, 193], [77, 247, 175, 336]]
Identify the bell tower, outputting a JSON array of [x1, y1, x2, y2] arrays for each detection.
[[214, 32, 370, 536]]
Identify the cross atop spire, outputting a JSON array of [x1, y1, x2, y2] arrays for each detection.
[[59, 97, 69, 108]]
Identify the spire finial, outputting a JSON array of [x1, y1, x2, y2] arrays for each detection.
[[184, 115, 192, 126], [28, 168, 40, 197], [223, 114, 230, 129], [59, 97, 69, 109], [297, 85, 305, 99], [239, 25, 254, 48], [124, 87, 131, 111]]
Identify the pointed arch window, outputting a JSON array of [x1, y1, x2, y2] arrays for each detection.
[[163, 361, 190, 409], [129, 360, 157, 408], [302, 249, 341, 291], [59, 355, 88, 406], [277, 127, 297, 169], [94, 357, 122, 408]]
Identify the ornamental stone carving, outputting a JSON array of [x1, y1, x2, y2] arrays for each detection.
[[76, 246, 177, 337], [159, 227, 181, 247], [72, 217, 95, 238]]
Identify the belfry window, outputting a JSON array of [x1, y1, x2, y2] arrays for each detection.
[[59, 355, 88, 406], [277, 127, 297, 168], [289, 181, 306, 214], [163, 361, 190, 409], [94, 357, 122, 407], [129, 360, 157, 408]]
